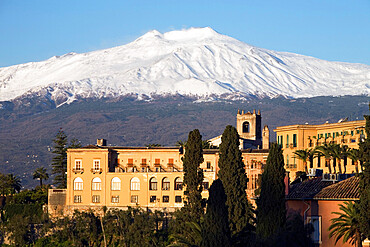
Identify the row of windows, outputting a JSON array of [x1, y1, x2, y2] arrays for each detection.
[[74, 160, 101, 171], [75, 160, 213, 171], [74, 195, 183, 204], [73, 176, 209, 191], [278, 134, 297, 148]]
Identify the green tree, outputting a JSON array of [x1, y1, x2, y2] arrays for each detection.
[[316, 143, 334, 174], [168, 221, 202, 247], [331, 144, 344, 174], [201, 179, 231, 247], [6, 174, 22, 195], [358, 110, 370, 238], [348, 148, 361, 174], [218, 125, 253, 237], [329, 201, 363, 247], [51, 129, 68, 188], [256, 143, 286, 241], [69, 138, 82, 148], [182, 129, 204, 223], [33, 167, 49, 186], [293, 149, 310, 173]]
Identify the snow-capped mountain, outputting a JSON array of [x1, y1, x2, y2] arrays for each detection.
[[1, 27, 370, 103]]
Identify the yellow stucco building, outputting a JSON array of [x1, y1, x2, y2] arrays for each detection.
[[48, 110, 270, 216], [274, 119, 366, 176]]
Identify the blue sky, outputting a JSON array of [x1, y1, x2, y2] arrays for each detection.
[[1, 0, 369, 67]]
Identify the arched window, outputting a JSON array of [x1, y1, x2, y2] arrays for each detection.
[[74, 177, 83, 190], [92, 177, 102, 191], [111, 177, 121, 191], [242, 121, 250, 133], [131, 177, 140, 191], [202, 178, 209, 190], [162, 177, 170, 190], [149, 177, 158, 190], [174, 177, 183, 190]]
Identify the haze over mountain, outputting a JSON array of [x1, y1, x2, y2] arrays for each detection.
[[1, 27, 370, 104]]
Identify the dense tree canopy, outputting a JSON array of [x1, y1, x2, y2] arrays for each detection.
[[256, 143, 286, 240], [359, 111, 370, 238], [51, 129, 68, 189], [218, 125, 253, 237], [182, 129, 204, 223], [201, 179, 231, 247]]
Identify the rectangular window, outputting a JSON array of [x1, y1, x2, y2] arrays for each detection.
[[92, 195, 100, 203], [75, 160, 82, 170], [93, 160, 100, 170], [293, 134, 297, 147], [74, 195, 82, 203], [280, 135, 283, 147], [286, 135, 289, 148], [150, 195, 157, 203], [128, 158, 133, 165], [163, 196, 169, 203], [111, 196, 119, 203], [155, 159, 160, 165], [175, 196, 182, 203], [131, 195, 138, 203], [351, 130, 354, 136], [206, 162, 211, 169], [307, 216, 322, 244], [168, 158, 174, 165]]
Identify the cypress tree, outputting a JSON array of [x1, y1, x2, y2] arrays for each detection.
[[51, 129, 68, 188], [182, 129, 204, 223], [201, 179, 231, 247], [358, 107, 370, 238], [256, 142, 286, 240], [218, 125, 253, 236]]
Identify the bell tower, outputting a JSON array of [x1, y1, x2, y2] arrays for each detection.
[[236, 109, 262, 141]]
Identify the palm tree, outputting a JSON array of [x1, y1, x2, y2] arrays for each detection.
[[331, 144, 343, 174], [293, 149, 310, 173], [329, 201, 363, 247], [348, 148, 360, 174], [175, 140, 187, 147], [316, 144, 334, 174], [340, 145, 350, 174], [168, 221, 202, 247], [33, 167, 49, 186], [6, 174, 21, 194]]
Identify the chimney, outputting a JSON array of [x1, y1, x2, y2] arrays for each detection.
[[97, 139, 107, 146]]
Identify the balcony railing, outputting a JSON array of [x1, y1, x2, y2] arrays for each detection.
[[91, 168, 103, 174], [72, 167, 84, 174]]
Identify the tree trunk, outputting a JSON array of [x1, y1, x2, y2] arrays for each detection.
[[40, 179, 43, 187], [355, 161, 359, 174], [304, 161, 308, 173], [326, 159, 332, 174], [337, 159, 342, 174], [356, 230, 363, 247]]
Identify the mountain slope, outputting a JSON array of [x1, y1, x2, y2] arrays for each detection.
[[1, 27, 370, 102]]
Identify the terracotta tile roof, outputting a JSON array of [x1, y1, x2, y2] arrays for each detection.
[[286, 177, 333, 200], [314, 176, 359, 200]]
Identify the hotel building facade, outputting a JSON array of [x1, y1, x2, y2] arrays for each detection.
[[274, 119, 366, 175], [48, 110, 270, 216]]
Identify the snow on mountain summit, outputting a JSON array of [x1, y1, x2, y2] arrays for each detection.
[[0, 27, 369, 102]]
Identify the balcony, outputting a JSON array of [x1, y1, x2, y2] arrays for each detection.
[[72, 167, 84, 174], [90, 168, 103, 174]]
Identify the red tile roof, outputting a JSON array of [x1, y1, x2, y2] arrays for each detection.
[[314, 176, 359, 200], [286, 177, 333, 200]]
